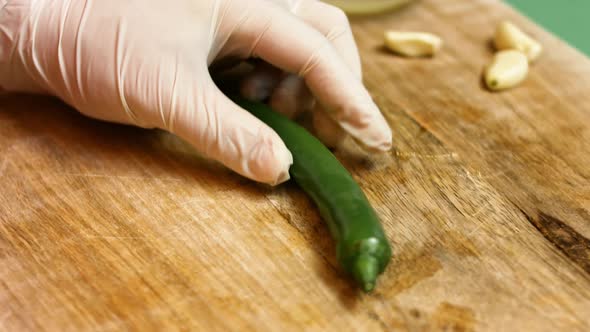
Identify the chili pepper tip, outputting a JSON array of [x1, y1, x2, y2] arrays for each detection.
[[353, 254, 379, 292]]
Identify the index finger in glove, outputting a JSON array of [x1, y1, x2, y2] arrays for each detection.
[[292, 0, 362, 78], [291, 0, 360, 147], [237, 4, 392, 152]]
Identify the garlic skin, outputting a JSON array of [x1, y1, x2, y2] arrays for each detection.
[[494, 21, 542, 62], [383, 31, 443, 57], [485, 50, 529, 91]]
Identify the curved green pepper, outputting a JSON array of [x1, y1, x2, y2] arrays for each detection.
[[235, 98, 392, 292]]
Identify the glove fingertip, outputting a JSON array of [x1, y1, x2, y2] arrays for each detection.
[[246, 132, 293, 186]]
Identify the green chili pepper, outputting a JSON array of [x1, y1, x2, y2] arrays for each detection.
[[235, 98, 392, 292]]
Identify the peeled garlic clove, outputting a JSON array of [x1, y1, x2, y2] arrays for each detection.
[[384, 31, 443, 57], [494, 21, 542, 62], [485, 50, 529, 91]]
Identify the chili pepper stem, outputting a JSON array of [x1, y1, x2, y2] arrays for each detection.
[[352, 254, 379, 292]]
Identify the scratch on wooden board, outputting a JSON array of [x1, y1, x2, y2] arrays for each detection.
[[395, 150, 460, 161], [465, 222, 485, 239], [476, 170, 508, 180], [460, 170, 489, 195], [462, 169, 508, 182], [92, 318, 127, 332], [57, 172, 184, 183], [82, 235, 147, 240], [468, 203, 490, 219]]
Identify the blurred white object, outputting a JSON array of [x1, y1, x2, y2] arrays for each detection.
[[494, 21, 543, 62], [384, 31, 443, 57], [323, 0, 415, 15]]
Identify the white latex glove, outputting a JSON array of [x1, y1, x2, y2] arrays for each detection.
[[0, 0, 392, 185]]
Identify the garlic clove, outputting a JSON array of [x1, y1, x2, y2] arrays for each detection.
[[485, 50, 529, 91], [494, 21, 542, 62], [383, 31, 443, 57]]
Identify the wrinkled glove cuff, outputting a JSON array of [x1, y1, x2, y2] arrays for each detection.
[[0, 0, 42, 93]]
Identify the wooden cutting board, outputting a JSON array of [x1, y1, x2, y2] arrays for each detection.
[[1, 0, 589, 331]]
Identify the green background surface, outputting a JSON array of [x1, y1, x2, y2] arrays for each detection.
[[506, 0, 590, 55]]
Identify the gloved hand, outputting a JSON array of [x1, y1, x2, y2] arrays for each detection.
[[0, 0, 392, 185]]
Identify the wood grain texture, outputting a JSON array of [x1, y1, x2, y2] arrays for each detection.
[[1, 0, 589, 331]]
